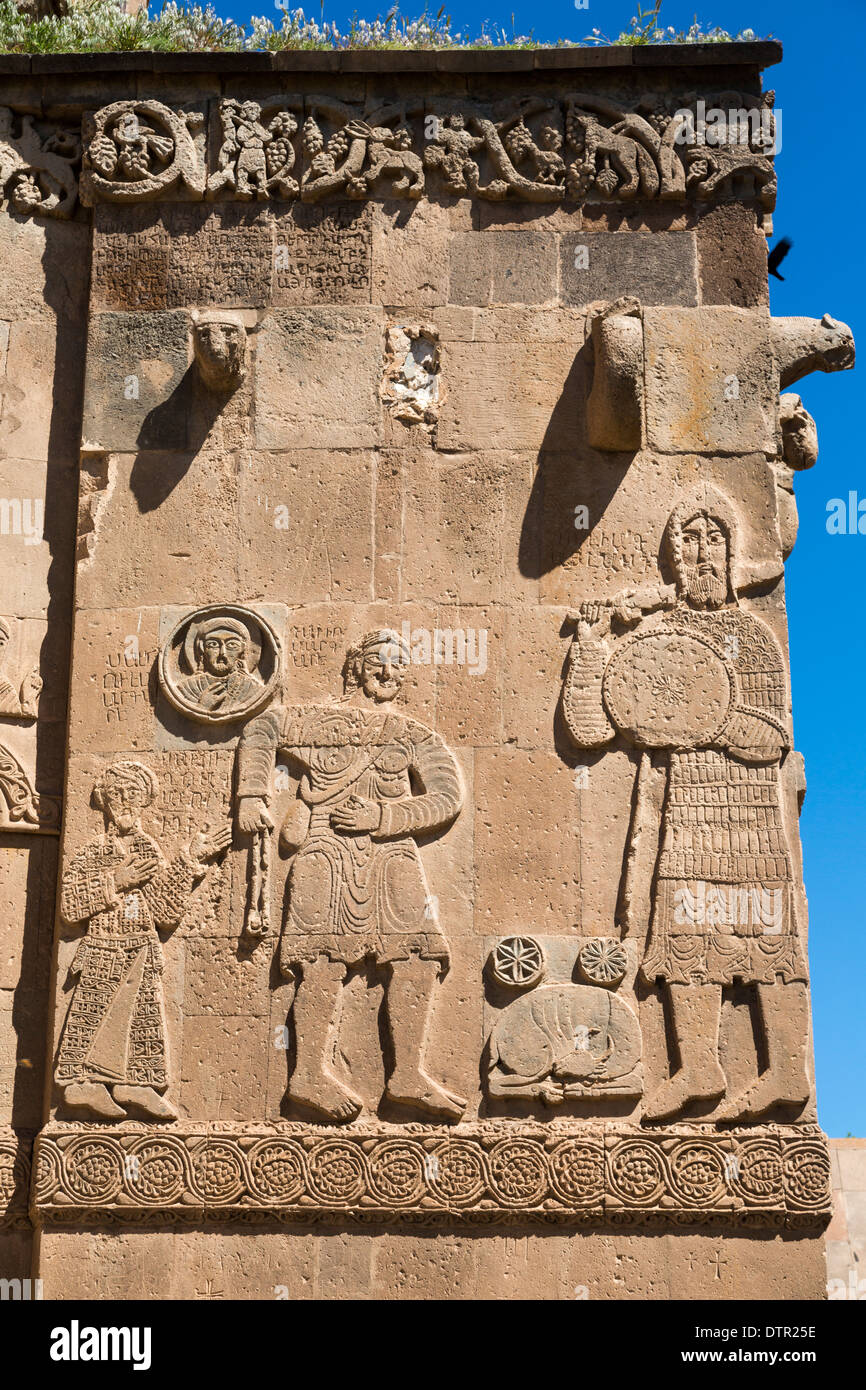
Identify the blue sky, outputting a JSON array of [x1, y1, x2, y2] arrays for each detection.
[[213, 0, 865, 1133]]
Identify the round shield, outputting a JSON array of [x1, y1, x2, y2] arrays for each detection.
[[602, 630, 734, 750]]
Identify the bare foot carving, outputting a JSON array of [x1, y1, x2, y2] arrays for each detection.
[[63, 1081, 126, 1120], [288, 1071, 363, 1124], [386, 1071, 466, 1121], [642, 1064, 726, 1122], [114, 1085, 177, 1120]]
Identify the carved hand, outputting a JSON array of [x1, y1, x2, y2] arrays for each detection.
[[237, 797, 274, 835], [575, 601, 613, 644], [189, 823, 232, 865], [114, 852, 158, 893], [329, 795, 382, 834]]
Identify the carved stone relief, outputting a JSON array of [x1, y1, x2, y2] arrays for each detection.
[[562, 484, 811, 1123], [0, 107, 80, 220], [0, 616, 59, 832], [158, 604, 281, 725], [208, 98, 301, 202], [31, 1121, 831, 1224], [486, 932, 643, 1104], [55, 759, 230, 1121], [191, 311, 249, 393], [235, 628, 465, 1124], [81, 100, 206, 205], [78, 91, 779, 211], [381, 322, 440, 427], [2, 54, 852, 1298]]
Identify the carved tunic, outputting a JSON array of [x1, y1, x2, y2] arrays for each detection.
[[236, 702, 463, 972], [564, 605, 808, 986], [56, 832, 197, 1088]]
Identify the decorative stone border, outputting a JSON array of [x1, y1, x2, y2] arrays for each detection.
[[30, 1123, 831, 1227], [0, 1129, 33, 1229]]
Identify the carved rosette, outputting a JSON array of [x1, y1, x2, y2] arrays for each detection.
[[30, 1124, 831, 1226]]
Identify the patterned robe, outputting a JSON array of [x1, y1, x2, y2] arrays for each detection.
[[564, 605, 808, 987], [56, 832, 197, 1088], [236, 703, 463, 973]]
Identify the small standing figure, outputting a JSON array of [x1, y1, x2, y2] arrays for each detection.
[[56, 759, 230, 1120], [236, 629, 466, 1124], [232, 100, 272, 200]]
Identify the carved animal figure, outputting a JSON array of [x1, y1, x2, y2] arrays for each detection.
[[357, 124, 425, 198], [772, 313, 856, 389], [488, 984, 642, 1103], [568, 111, 659, 199]]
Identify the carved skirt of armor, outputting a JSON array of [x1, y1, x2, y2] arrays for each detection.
[[641, 749, 808, 986]]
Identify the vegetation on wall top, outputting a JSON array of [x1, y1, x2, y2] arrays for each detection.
[[0, 0, 769, 56]]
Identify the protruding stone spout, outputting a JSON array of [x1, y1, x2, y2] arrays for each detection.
[[192, 310, 248, 393], [586, 298, 643, 452], [772, 312, 855, 389]]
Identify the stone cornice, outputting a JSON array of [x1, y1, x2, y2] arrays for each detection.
[[0, 41, 783, 80]]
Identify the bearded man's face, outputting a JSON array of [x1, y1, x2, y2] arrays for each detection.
[[202, 632, 245, 677], [680, 513, 729, 608]]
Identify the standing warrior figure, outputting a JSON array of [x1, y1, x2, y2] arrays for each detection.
[[236, 629, 466, 1124], [562, 485, 810, 1122], [56, 759, 230, 1120]]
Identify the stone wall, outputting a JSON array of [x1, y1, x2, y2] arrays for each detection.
[[0, 43, 855, 1300]]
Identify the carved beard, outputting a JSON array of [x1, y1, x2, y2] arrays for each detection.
[[362, 672, 401, 702], [683, 566, 727, 608]]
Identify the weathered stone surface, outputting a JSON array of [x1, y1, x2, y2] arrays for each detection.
[[561, 230, 698, 307], [644, 306, 778, 454], [697, 203, 769, 308], [449, 229, 558, 306], [255, 308, 384, 450], [437, 339, 582, 449], [372, 200, 447, 307], [0, 50, 852, 1306], [82, 311, 192, 452]]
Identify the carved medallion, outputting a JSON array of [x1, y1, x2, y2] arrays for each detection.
[[82, 100, 205, 204], [578, 937, 628, 987], [158, 604, 281, 725], [488, 935, 546, 989]]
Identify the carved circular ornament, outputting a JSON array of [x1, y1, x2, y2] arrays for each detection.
[[158, 604, 281, 725], [603, 630, 735, 750], [84, 100, 205, 202], [488, 935, 546, 989], [578, 937, 628, 986]]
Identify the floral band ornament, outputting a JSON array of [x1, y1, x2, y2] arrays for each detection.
[[76, 90, 777, 214], [28, 1123, 831, 1226]]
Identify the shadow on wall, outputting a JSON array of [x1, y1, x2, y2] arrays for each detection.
[[130, 368, 228, 513], [518, 330, 637, 581]]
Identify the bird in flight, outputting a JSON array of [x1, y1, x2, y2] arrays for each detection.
[[768, 237, 793, 281]]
